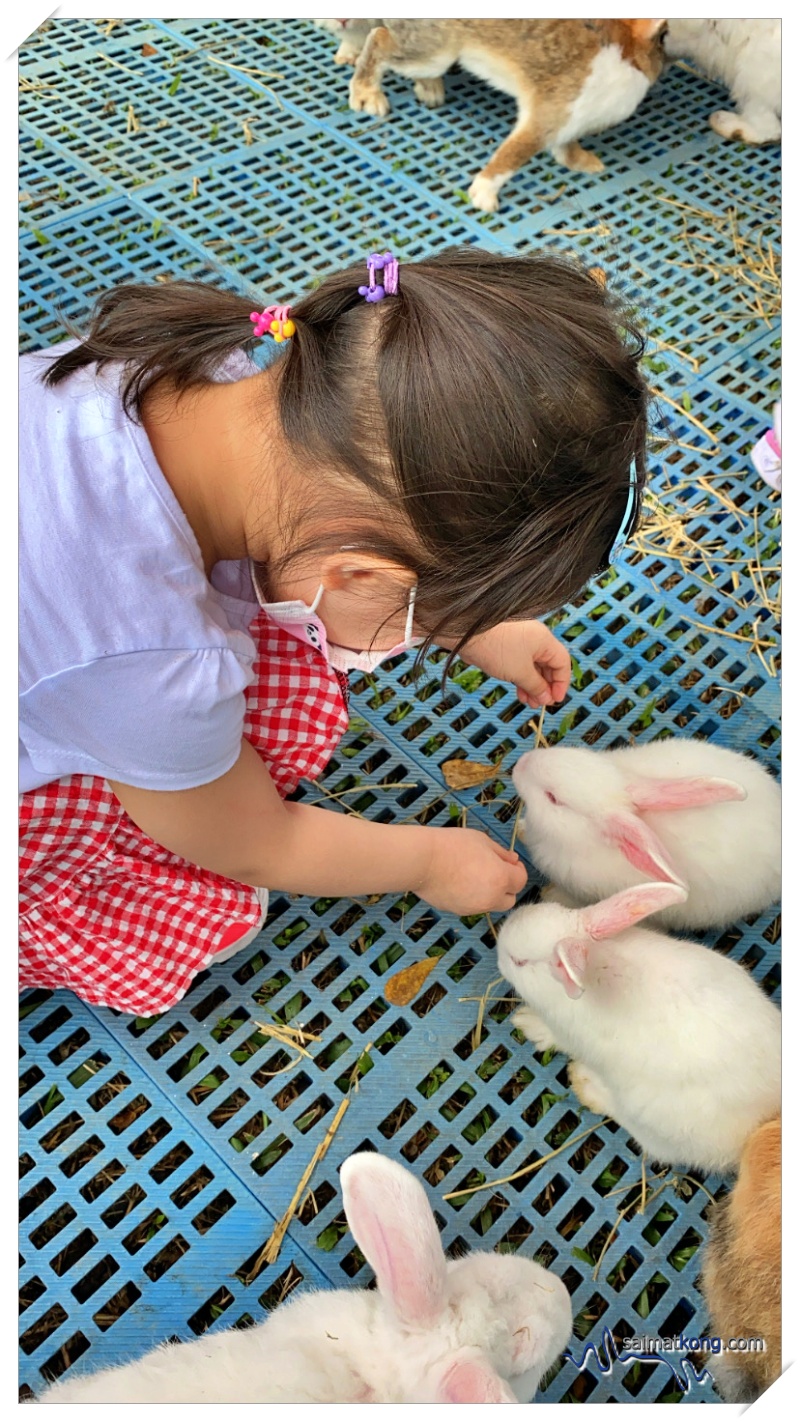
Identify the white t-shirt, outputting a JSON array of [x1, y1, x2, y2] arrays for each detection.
[[19, 343, 262, 795]]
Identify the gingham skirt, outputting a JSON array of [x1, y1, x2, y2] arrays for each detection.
[[19, 613, 349, 1016]]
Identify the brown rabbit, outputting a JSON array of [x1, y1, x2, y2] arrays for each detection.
[[348, 20, 667, 210], [701, 1116, 781, 1402], [313, 19, 382, 68]]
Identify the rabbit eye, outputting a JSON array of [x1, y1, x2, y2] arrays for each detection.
[[545, 790, 561, 806]]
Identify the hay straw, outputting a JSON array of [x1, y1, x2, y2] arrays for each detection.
[[509, 800, 523, 855], [680, 1174, 721, 1206], [252, 1020, 321, 1060], [591, 1175, 672, 1281], [649, 337, 700, 373], [443, 1119, 609, 1200], [307, 780, 418, 808], [650, 387, 719, 449], [470, 974, 504, 1055], [631, 484, 781, 664], [242, 1044, 373, 1279], [527, 707, 548, 747], [653, 194, 780, 327], [542, 223, 611, 238]]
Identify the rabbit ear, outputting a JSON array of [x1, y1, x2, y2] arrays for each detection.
[[629, 776, 747, 813], [581, 882, 688, 939], [550, 937, 589, 998], [435, 1357, 518, 1404], [340, 1152, 447, 1327], [623, 19, 666, 42], [603, 811, 684, 886]]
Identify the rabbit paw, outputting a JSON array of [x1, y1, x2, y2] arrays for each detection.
[[335, 41, 363, 66], [349, 78, 390, 117], [553, 142, 604, 174], [512, 1007, 559, 1053], [568, 1061, 613, 1116], [709, 108, 781, 144], [414, 77, 446, 108], [468, 174, 501, 213]]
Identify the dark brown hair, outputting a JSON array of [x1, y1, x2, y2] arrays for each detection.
[[43, 248, 649, 662]]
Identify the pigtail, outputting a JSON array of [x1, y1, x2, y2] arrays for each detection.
[[42, 281, 266, 418]]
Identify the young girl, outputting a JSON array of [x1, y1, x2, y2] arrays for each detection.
[[19, 246, 647, 1015]]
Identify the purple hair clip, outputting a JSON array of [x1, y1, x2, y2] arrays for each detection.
[[358, 250, 399, 303]]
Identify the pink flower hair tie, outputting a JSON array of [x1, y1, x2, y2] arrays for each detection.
[[250, 303, 295, 343]]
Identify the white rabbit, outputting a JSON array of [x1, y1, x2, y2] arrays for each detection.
[[313, 18, 382, 67], [512, 737, 781, 931], [36, 1150, 572, 1404], [664, 20, 780, 144], [497, 881, 781, 1175]]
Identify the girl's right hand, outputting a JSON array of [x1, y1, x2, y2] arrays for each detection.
[[414, 828, 527, 915]]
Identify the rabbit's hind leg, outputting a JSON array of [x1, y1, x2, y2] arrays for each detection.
[[552, 140, 604, 172], [414, 77, 446, 107], [710, 105, 781, 142]]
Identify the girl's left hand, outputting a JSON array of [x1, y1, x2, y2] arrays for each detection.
[[462, 620, 571, 708]]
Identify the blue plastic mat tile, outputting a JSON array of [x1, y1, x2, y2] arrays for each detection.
[[19, 992, 332, 1390], [19, 15, 780, 1405]]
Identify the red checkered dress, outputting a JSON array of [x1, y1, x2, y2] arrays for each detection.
[[19, 612, 349, 1016]]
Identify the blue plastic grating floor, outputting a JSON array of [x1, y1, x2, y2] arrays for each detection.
[[19, 17, 780, 1404]]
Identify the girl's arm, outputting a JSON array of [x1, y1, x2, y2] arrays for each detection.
[[109, 738, 526, 915]]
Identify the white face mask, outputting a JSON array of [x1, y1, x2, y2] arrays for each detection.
[[250, 563, 421, 675]]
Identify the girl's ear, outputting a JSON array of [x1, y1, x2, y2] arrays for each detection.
[[320, 550, 417, 592], [603, 811, 684, 886], [340, 1152, 447, 1327], [550, 937, 589, 997], [628, 776, 747, 813], [435, 1357, 518, 1404], [581, 882, 688, 939]]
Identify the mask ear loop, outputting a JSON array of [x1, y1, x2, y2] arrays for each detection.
[[250, 559, 326, 616], [250, 559, 264, 604], [404, 582, 418, 644]]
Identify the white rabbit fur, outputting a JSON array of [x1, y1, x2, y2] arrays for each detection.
[[37, 1151, 572, 1404], [664, 20, 780, 144], [498, 881, 781, 1174], [513, 737, 781, 931]]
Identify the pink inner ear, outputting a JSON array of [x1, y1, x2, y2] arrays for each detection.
[[440, 1358, 517, 1404], [340, 1159, 446, 1327], [604, 812, 681, 885], [629, 776, 747, 812], [550, 938, 588, 998], [583, 882, 687, 938]]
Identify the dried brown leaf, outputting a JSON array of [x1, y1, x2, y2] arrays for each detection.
[[442, 758, 498, 790], [384, 957, 437, 1006]]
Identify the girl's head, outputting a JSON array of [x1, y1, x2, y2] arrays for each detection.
[[44, 247, 649, 663]]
